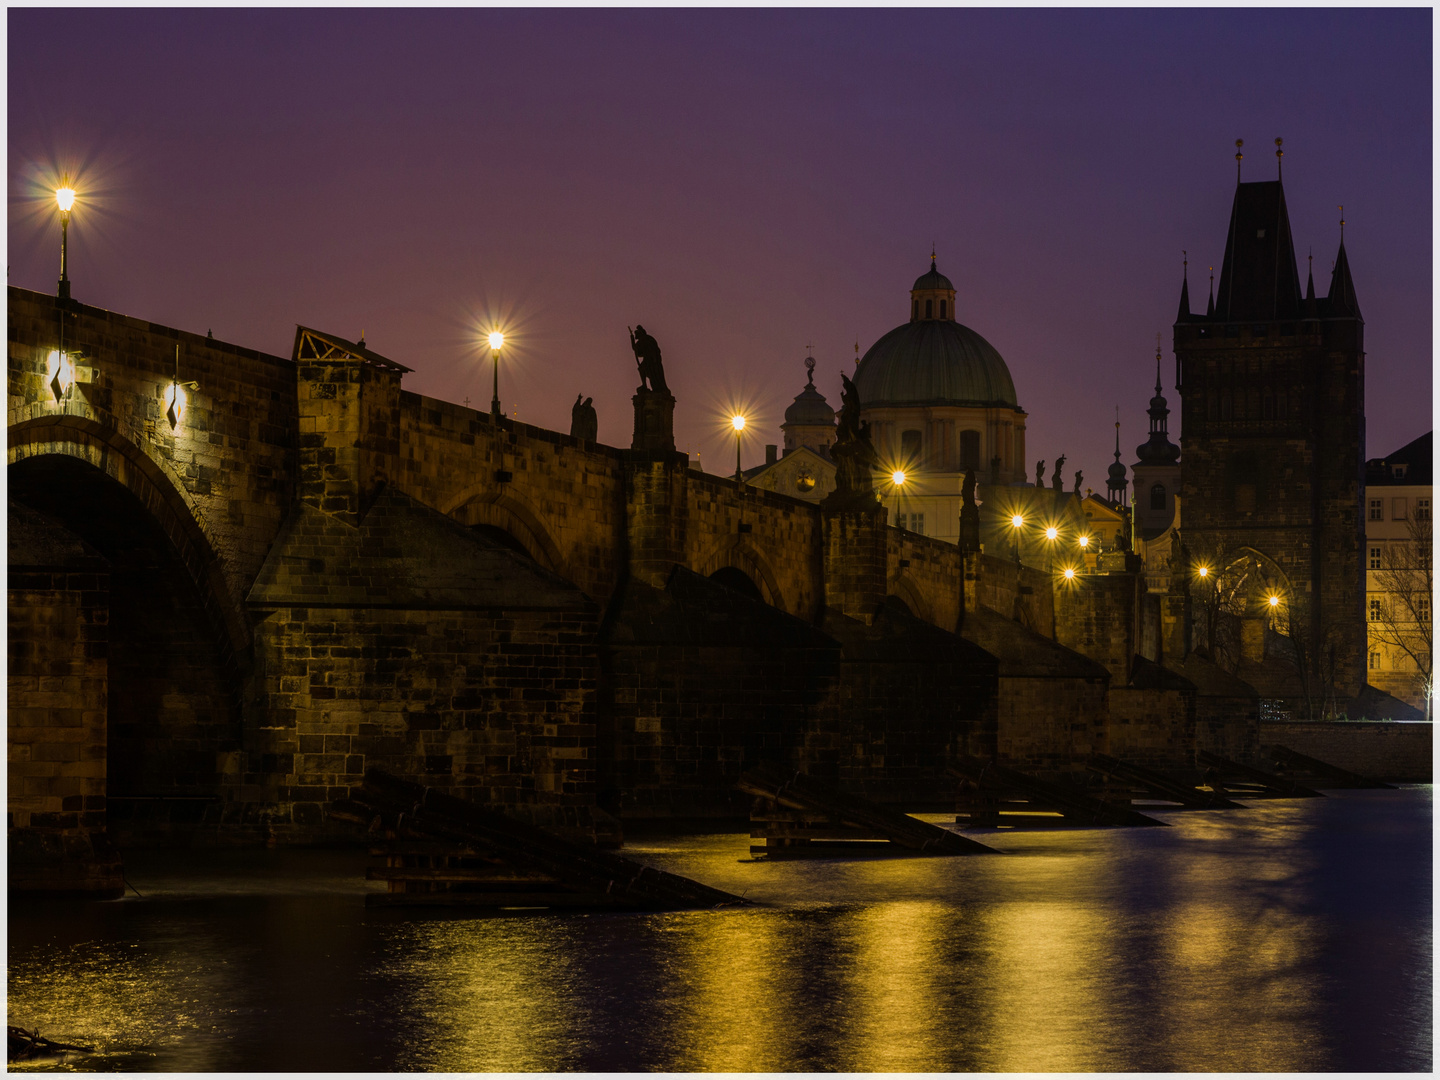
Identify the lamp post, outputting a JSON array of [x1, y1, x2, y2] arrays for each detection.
[[1010, 513, 1024, 564], [731, 414, 746, 481], [488, 331, 504, 419], [56, 185, 76, 301]]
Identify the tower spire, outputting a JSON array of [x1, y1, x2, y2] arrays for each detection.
[[1275, 136, 1283, 180], [1177, 250, 1191, 319], [1207, 266, 1215, 317], [1155, 333, 1163, 394], [1235, 138, 1244, 183]]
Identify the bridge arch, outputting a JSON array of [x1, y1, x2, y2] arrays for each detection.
[[9, 406, 249, 802], [696, 537, 788, 612], [8, 407, 250, 665], [886, 575, 934, 625], [443, 487, 566, 575]]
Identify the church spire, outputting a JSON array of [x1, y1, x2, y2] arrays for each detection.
[[1106, 408, 1129, 508], [1206, 266, 1215, 317], [1327, 229, 1361, 320], [1176, 251, 1191, 320]]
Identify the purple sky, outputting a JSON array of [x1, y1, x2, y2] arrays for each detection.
[[8, 9, 1432, 485]]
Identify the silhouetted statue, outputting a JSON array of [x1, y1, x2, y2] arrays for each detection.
[[1073, 470, 1083, 495], [1035, 460, 1045, 488], [959, 468, 980, 552], [571, 394, 598, 441], [825, 371, 880, 507], [1052, 454, 1066, 490], [629, 324, 668, 395], [838, 371, 863, 440]]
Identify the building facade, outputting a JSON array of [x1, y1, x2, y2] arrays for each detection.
[[1363, 431, 1432, 711]]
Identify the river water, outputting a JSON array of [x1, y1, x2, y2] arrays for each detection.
[[8, 786, 1431, 1072]]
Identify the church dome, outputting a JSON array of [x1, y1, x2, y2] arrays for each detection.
[[855, 319, 1018, 408], [912, 266, 954, 292], [855, 259, 1019, 409], [784, 359, 835, 427]]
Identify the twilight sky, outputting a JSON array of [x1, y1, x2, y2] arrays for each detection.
[[8, 8, 1432, 485]]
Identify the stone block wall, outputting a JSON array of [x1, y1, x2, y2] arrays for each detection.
[[1106, 687, 1193, 769], [888, 530, 962, 630], [1259, 720, 1431, 782], [963, 552, 1054, 637], [994, 675, 1109, 771], [249, 604, 598, 831], [8, 566, 109, 834], [1054, 571, 1141, 683]]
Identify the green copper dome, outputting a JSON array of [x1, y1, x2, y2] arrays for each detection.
[[854, 319, 1018, 408]]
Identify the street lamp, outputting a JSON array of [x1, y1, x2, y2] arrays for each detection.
[[1010, 513, 1024, 564], [732, 414, 746, 481], [891, 469, 906, 486], [488, 331, 504, 419], [56, 184, 76, 300]]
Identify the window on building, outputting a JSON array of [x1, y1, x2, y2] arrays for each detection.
[[1369, 598, 1383, 622], [1420, 596, 1431, 623], [1235, 484, 1255, 512], [901, 429, 922, 463], [940, 299, 947, 318], [1370, 546, 1382, 570], [1392, 497, 1408, 520], [1370, 650, 1381, 671], [1417, 499, 1431, 521], [912, 300, 918, 320], [925, 299, 933, 319], [1150, 484, 1166, 511], [896, 512, 924, 535], [1392, 463, 1408, 480], [1369, 499, 1384, 521], [959, 429, 980, 470]]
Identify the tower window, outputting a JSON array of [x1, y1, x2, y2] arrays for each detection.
[[912, 300, 918, 320], [925, 299, 933, 319], [940, 299, 947, 318], [1150, 484, 1166, 511]]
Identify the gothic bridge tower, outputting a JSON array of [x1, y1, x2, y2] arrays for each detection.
[[1173, 145, 1365, 698]]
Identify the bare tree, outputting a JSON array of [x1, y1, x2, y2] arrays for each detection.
[[1370, 515, 1433, 718]]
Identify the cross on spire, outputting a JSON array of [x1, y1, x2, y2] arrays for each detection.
[[1275, 136, 1283, 179], [1235, 138, 1244, 182]]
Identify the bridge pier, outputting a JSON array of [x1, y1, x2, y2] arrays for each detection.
[[822, 505, 888, 625]]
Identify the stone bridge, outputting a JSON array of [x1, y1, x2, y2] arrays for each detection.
[[7, 286, 1258, 891]]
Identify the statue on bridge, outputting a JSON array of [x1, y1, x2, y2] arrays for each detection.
[[1051, 454, 1066, 491], [959, 468, 980, 552], [571, 394, 598, 442], [1073, 469, 1083, 496], [825, 371, 881, 508], [629, 325, 669, 395], [1035, 460, 1045, 488]]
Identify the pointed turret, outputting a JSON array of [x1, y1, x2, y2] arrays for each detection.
[[1106, 414, 1128, 507], [1206, 267, 1215, 317], [1136, 345, 1180, 467], [1327, 240, 1362, 320], [1213, 180, 1303, 321]]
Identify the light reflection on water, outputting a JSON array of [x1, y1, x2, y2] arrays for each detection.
[[8, 788, 1431, 1072]]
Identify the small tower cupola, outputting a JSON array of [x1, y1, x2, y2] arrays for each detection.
[[1107, 413, 1129, 507], [910, 252, 957, 323], [1135, 343, 1181, 466], [780, 354, 837, 457]]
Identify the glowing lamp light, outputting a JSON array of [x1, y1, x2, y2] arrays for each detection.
[[1045, 526, 1058, 541], [1011, 514, 1024, 529], [1078, 535, 1089, 548], [55, 187, 76, 213], [891, 469, 906, 486], [731, 414, 746, 432], [1268, 594, 1281, 608], [45, 349, 73, 402], [1197, 566, 1209, 578], [1063, 567, 1076, 580], [488, 331, 505, 351], [165, 383, 186, 429]]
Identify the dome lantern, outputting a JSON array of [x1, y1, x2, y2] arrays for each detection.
[[910, 252, 957, 322]]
